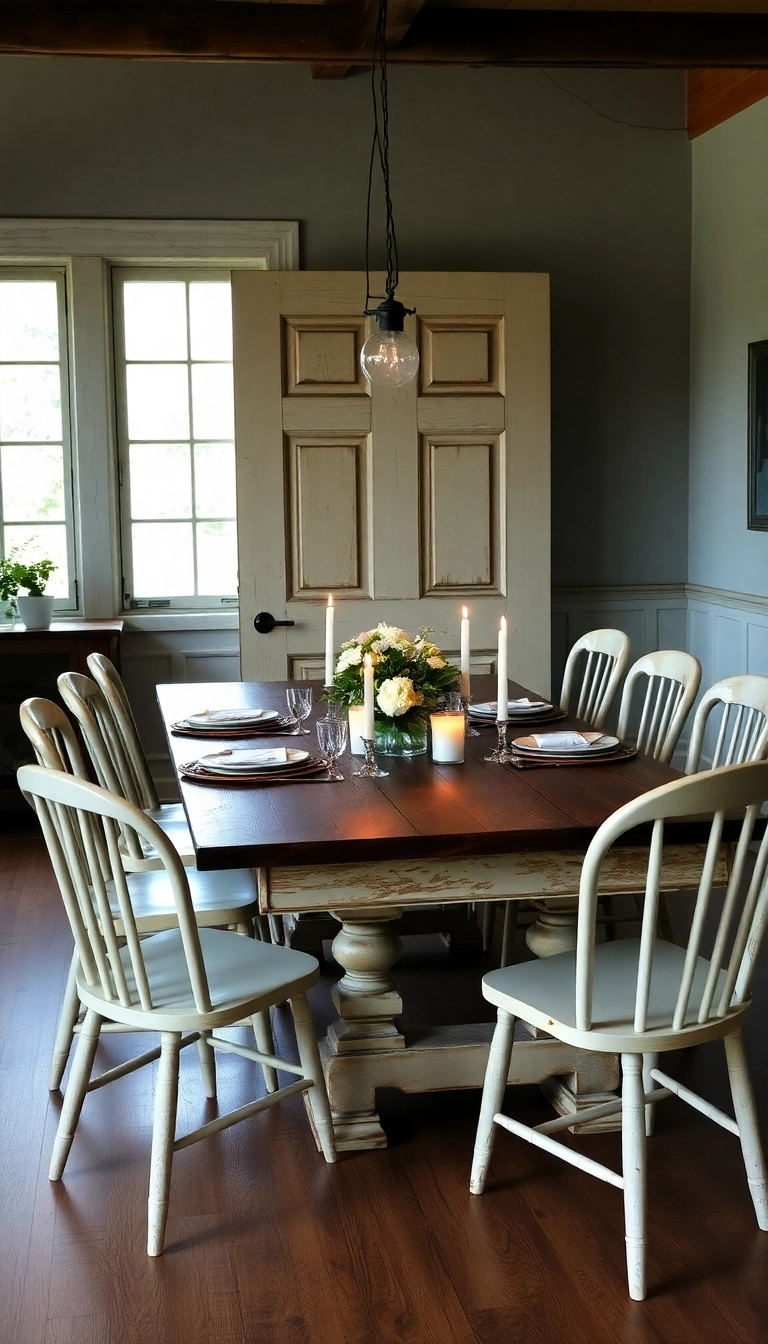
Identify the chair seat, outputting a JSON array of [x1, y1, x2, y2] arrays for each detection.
[[482, 938, 749, 1053], [109, 865, 258, 931], [77, 927, 319, 1031]]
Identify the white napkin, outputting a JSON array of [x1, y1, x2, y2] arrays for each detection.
[[191, 708, 264, 722], [531, 731, 604, 749]]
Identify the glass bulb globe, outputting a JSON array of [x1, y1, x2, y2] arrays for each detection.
[[360, 329, 419, 388]]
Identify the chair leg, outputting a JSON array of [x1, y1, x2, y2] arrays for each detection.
[[49, 1009, 103, 1181], [196, 1031, 217, 1099], [147, 1032, 181, 1257], [252, 1010, 278, 1094], [290, 992, 337, 1164], [642, 1052, 658, 1137], [500, 903, 518, 968], [621, 1053, 648, 1301], [50, 947, 82, 1091], [481, 903, 496, 953], [470, 1009, 515, 1194], [268, 914, 285, 945], [724, 1030, 768, 1231], [255, 915, 271, 942]]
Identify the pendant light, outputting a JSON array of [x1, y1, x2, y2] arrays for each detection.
[[360, 0, 420, 389]]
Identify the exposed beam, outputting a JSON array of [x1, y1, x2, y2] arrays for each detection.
[[688, 67, 768, 137], [310, 62, 350, 76], [3, 5, 768, 69], [356, 0, 429, 48]]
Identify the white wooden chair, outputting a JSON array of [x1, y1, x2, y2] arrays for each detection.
[[18, 763, 336, 1256], [559, 627, 631, 730], [616, 650, 701, 765], [86, 652, 162, 811], [471, 760, 768, 1300], [20, 696, 263, 1090], [58, 670, 194, 870], [685, 674, 768, 774]]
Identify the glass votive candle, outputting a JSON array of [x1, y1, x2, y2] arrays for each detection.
[[348, 704, 366, 756], [430, 711, 465, 763]]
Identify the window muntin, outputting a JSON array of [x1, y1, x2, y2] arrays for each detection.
[[0, 271, 76, 605], [114, 271, 237, 609]]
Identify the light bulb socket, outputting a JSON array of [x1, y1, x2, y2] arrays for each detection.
[[365, 296, 414, 332]]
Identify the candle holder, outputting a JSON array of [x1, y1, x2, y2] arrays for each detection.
[[461, 694, 481, 737], [353, 738, 389, 778], [485, 721, 513, 764]]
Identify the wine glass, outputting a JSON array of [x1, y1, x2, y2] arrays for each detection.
[[286, 686, 313, 735], [316, 716, 348, 780]]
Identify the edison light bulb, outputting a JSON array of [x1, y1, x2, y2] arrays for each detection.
[[360, 298, 420, 388]]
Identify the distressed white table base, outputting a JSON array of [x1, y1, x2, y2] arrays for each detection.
[[260, 844, 725, 1151]]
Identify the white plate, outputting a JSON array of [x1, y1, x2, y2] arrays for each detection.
[[513, 734, 619, 757], [199, 747, 309, 774], [186, 708, 279, 727], [471, 700, 552, 717]]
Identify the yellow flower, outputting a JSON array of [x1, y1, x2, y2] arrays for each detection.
[[377, 676, 424, 717]]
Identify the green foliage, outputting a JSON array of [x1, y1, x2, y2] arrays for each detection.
[[326, 622, 459, 731], [0, 545, 57, 616]]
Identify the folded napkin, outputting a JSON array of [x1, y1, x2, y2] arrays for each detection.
[[531, 730, 606, 749], [192, 708, 264, 722]]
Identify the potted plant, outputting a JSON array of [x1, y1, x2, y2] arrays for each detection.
[[327, 622, 459, 756], [0, 548, 57, 629]]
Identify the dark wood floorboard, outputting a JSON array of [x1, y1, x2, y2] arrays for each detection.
[[3, 822, 768, 1343]]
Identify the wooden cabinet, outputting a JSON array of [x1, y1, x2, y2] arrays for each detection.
[[0, 620, 122, 810]]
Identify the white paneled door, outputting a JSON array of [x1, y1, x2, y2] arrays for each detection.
[[233, 271, 551, 691]]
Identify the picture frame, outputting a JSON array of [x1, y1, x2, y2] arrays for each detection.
[[748, 340, 768, 530]]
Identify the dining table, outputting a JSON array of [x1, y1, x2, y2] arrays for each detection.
[[157, 675, 725, 1152]]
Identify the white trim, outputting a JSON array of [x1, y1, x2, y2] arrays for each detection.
[[686, 583, 768, 616], [0, 219, 299, 270], [122, 611, 239, 632], [553, 584, 688, 605]]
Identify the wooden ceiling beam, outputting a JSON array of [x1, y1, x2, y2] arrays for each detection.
[[3, 4, 768, 69], [688, 67, 768, 136], [312, 1, 428, 81]]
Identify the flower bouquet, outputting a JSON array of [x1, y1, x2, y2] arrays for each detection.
[[327, 622, 459, 756]]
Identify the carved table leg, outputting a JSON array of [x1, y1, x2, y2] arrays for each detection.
[[525, 897, 579, 957]]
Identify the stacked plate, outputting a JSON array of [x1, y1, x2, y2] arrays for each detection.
[[510, 730, 621, 762], [179, 746, 329, 786], [172, 707, 293, 737], [470, 698, 565, 726]]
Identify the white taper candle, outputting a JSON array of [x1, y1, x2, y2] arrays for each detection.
[[460, 606, 471, 699], [363, 653, 375, 741], [325, 594, 335, 686], [496, 616, 508, 722]]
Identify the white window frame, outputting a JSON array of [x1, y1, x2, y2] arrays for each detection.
[[0, 265, 79, 611], [0, 219, 298, 628]]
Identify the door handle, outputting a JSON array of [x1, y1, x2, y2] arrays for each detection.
[[253, 611, 296, 634]]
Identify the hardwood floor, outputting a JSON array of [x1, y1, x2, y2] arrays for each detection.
[[3, 820, 768, 1343]]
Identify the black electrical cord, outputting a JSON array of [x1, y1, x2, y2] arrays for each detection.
[[364, 0, 400, 313]]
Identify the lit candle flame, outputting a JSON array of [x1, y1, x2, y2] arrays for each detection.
[[462, 605, 468, 619]]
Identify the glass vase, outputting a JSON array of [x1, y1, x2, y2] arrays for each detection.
[[374, 716, 428, 757]]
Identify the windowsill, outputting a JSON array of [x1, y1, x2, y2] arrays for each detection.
[[121, 610, 239, 633]]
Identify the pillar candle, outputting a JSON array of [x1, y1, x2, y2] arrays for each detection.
[[325, 594, 335, 686], [348, 705, 366, 756], [430, 711, 465, 763], [363, 653, 375, 740], [460, 606, 471, 699], [496, 616, 508, 722]]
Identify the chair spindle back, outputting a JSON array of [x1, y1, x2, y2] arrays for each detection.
[[616, 651, 701, 764], [87, 653, 160, 810], [560, 628, 631, 730], [685, 676, 768, 775]]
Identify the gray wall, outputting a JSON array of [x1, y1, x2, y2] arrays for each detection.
[[0, 56, 691, 587], [690, 97, 768, 597]]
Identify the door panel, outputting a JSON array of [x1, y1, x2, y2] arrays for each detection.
[[233, 271, 550, 693]]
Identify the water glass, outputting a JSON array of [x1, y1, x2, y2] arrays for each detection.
[[286, 686, 313, 735], [316, 716, 348, 780]]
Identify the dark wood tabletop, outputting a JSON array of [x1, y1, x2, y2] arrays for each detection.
[[156, 677, 712, 872]]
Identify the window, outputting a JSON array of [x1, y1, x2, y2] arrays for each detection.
[[113, 272, 238, 610], [0, 270, 76, 606]]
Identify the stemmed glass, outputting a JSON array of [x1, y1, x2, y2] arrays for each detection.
[[286, 686, 313, 735], [316, 716, 348, 781]]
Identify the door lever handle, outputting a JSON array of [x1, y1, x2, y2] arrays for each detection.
[[253, 611, 295, 634]]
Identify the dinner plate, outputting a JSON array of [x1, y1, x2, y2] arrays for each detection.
[[199, 747, 309, 774], [512, 733, 619, 757], [471, 700, 553, 717], [186, 708, 278, 727]]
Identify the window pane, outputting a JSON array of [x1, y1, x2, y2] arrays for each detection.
[[0, 281, 60, 361], [0, 365, 62, 441], [123, 282, 187, 361], [129, 443, 192, 519], [132, 522, 194, 596], [126, 364, 189, 440], [191, 363, 234, 440], [196, 520, 237, 595], [193, 442, 235, 518], [189, 283, 233, 361], [1, 444, 65, 520], [4, 524, 68, 596]]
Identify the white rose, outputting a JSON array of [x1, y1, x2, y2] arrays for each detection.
[[335, 645, 362, 672], [377, 676, 424, 717]]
